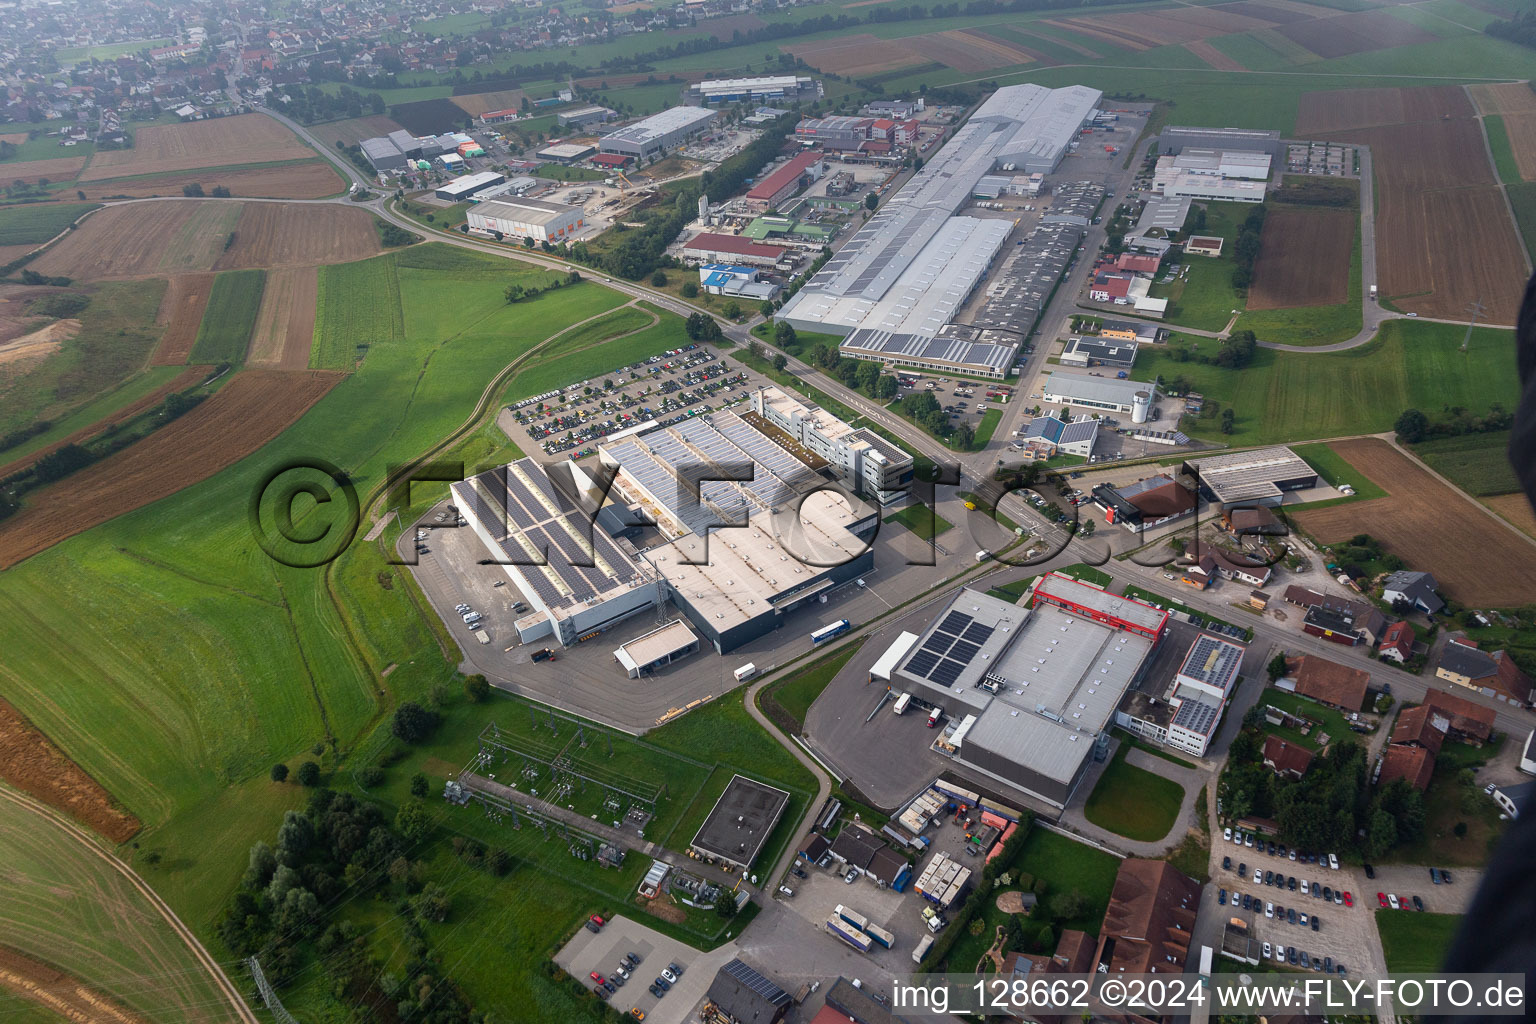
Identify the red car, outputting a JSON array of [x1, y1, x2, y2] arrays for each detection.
[[1377, 892, 1388, 908], [1343, 892, 1353, 907], [591, 972, 605, 985], [590, 914, 606, 928]]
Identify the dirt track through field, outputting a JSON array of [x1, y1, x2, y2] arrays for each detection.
[[0, 369, 343, 568], [0, 945, 147, 1024], [0, 364, 210, 479], [0, 699, 139, 844], [1247, 207, 1352, 308], [152, 273, 216, 364], [1294, 439, 1536, 607], [247, 265, 319, 369], [80, 114, 316, 181], [216, 203, 382, 269]]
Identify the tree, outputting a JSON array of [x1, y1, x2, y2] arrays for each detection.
[[410, 772, 430, 798], [358, 765, 385, 788], [391, 701, 439, 744], [1395, 408, 1429, 443], [1364, 808, 1397, 858], [1220, 408, 1236, 435], [244, 842, 278, 889], [211, 185, 231, 197], [414, 883, 450, 922], [722, 300, 742, 320], [955, 422, 976, 450], [681, 281, 699, 298], [1267, 652, 1289, 681], [650, 270, 668, 287], [296, 760, 321, 786], [773, 321, 797, 347], [182, 182, 205, 197], [1048, 887, 1087, 920], [270, 763, 290, 783], [747, 340, 764, 361], [715, 893, 739, 918], [464, 674, 490, 703], [772, 353, 788, 372], [864, 191, 879, 211], [759, 300, 775, 317], [875, 374, 897, 399], [503, 283, 525, 304], [395, 800, 432, 843]]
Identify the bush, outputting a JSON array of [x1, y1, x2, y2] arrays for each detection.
[[357, 765, 385, 788], [410, 773, 429, 798], [270, 763, 289, 783], [392, 701, 439, 743], [681, 281, 699, 298], [296, 761, 321, 786], [650, 270, 668, 287], [464, 674, 490, 703], [28, 293, 89, 318]]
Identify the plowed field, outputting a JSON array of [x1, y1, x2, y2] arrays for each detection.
[[29, 203, 201, 280], [903, 30, 1038, 70], [1296, 84, 1471, 134], [1211, 1, 1333, 25], [215, 203, 381, 269], [781, 34, 925, 75], [1276, 10, 1436, 59], [0, 698, 140, 843], [74, 159, 343, 200], [1470, 83, 1536, 181], [1247, 208, 1353, 308], [1487, 493, 1536, 540], [151, 272, 217, 364], [0, 156, 87, 183], [308, 115, 406, 149], [80, 114, 316, 180], [247, 265, 319, 369], [1294, 439, 1536, 607], [450, 90, 527, 117], [0, 369, 343, 568], [1042, 18, 1152, 50]]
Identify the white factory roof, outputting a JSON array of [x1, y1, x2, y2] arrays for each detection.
[[437, 171, 506, 196], [1186, 445, 1314, 502], [471, 197, 579, 226], [871, 631, 920, 683], [699, 75, 801, 92], [539, 142, 595, 158], [615, 619, 699, 674], [604, 106, 717, 145], [1041, 371, 1156, 407]]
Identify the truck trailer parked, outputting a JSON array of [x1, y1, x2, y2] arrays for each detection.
[[825, 914, 872, 952]]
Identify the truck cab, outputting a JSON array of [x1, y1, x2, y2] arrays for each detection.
[[926, 708, 942, 728]]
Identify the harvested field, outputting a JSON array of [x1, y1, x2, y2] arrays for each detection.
[[30, 204, 201, 280], [0, 243, 34, 266], [1398, 185, 1528, 322], [1247, 208, 1353, 308], [450, 90, 528, 117], [1210, 1, 1333, 25], [1185, 39, 1247, 69], [0, 945, 147, 1024], [152, 273, 216, 364], [1296, 85, 1472, 134], [0, 156, 87, 183], [0, 318, 78, 370], [1487, 493, 1536, 540], [1470, 83, 1536, 181], [0, 369, 344, 569], [1042, 18, 1152, 50], [1152, 5, 1279, 33], [1276, 10, 1437, 59], [1002, 25, 1102, 59], [307, 114, 406, 149], [917, 29, 1039, 70], [0, 133, 25, 145], [247, 265, 319, 370], [700, 13, 766, 40], [390, 98, 472, 135], [0, 364, 211, 479], [154, 202, 242, 273], [216, 203, 382, 269], [574, 70, 706, 89], [1294, 438, 1536, 607], [1059, 12, 1208, 45], [80, 114, 316, 181], [780, 34, 925, 75], [0, 698, 139, 844], [74, 159, 344, 200]]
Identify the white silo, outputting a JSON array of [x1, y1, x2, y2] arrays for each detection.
[[1131, 390, 1152, 424]]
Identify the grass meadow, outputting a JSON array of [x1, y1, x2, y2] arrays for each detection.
[[0, 202, 99, 245], [1376, 910, 1462, 971], [1411, 431, 1521, 497], [188, 268, 266, 365], [1083, 743, 1184, 842]]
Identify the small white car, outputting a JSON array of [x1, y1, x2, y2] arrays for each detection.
[[1223, 827, 1233, 843], [1328, 853, 1340, 870], [1254, 869, 1262, 884], [1301, 880, 1310, 896], [1244, 834, 1254, 848], [661, 969, 678, 984], [1265, 902, 1274, 919], [1263, 942, 1273, 959], [1388, 893, 1400, 910]]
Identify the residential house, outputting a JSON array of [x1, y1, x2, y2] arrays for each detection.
[[1390, 704, 1447, 755], [1262, 735, 1313, 779], [1379, 743, 1434, 792], [1382, 570, 1444, 615], [999, 930, 1096, 1024], [1091, 859, 1201, 1024], [1223, 506, 1285, 536], [1284, 655, 1370, 712], [1424, 688, 1497, 744], [1378, 621, 1415, 664], [1436, 638, 1533, 705], [1182, 540, 1274, 587]]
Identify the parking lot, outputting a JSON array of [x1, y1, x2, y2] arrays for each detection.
[[555, 914, 738, 1024], [893, 372, 1017, 436]]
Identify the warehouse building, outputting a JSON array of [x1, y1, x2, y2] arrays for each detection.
[[744, 151, 825, 210], [537, 141, 596, 164], [689, 75, 821, 104], [600, 106, 718, 160], [1117, 631, 1243, 760], [434, 171, 508, 202], [1060, 336, 1137, 369], [1160, 171, 1267, 203], [749, 386, 914, 504], [682, 232, 790, 268], [690, 776, 790, 872], [557, 105, 616, 128], [613, 620, 700, 678], [1091, 474, 1197, 531], [360, 136, 408, 171], [1156, 148, 1272, 183], [794, 115, 878, 152], [1182, 446, 1317, 507], [1019, 415, 1098, 459], [466, 197, 585, 242], [893, 579, 1163, 808], [1158, 126, 1283, 159], [1041, 371, 1159, 417], [779, 84, 1102, 377]]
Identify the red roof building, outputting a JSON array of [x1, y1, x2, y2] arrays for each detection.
[[1114, 253, 1162, 274], [1390, 704, 1447, 754], [1092, 859, 1201, 986], [1379, 744, 1435, 791], [681, 232, 788, 267], [1090, 272, 1134, 301], [1031, 572, 1168, 642], [590, 152, 632, 168], [1286, 655, 1370, 712], [745, 150, 822, 208], [1423, 688, 1497, 744], [1378, 621, 1415, 663], [1262, 735, 1314, 779]]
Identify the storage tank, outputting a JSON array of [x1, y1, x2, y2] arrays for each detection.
[[1131, 390, 1152, 424]]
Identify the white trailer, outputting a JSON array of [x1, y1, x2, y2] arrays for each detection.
[[734, 663, 758, 683], [892, 692, 912, 715]]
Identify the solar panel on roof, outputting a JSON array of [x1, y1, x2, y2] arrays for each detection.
[[939, 611, 973, 635], [929, 659, 965, 686], [961, 621, 995, 645], [950, 640, 981, 662], [906, 650, 940, 676], [920, 633, 956, 658]]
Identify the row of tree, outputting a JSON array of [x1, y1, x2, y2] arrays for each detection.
[[1393, 403, 1514, 444], [1229, 206, 1268, 290]]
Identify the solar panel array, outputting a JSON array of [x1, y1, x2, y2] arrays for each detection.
[[902, 610, 991, 689], [718, 958, 791, 1008], [1172, 696, 1219, 735]]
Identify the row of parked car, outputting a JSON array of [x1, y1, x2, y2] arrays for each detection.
[[1224, 855, 1353, 906], [1224, 828, 1340, 869], [590, 955, 685, 1004], [1217, 886, 1325, 933]]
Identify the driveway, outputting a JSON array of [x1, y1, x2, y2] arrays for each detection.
[[555, 915, 739, 1024]]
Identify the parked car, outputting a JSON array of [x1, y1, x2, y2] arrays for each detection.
[[1430, 867, 1442, 884], [1413, 895, 1425, 911], [1218, 888, 1227, 905], [1364, 864, 1376, 879], [1223, 856, 1232, 871], [1311, 916, 1320, 932]]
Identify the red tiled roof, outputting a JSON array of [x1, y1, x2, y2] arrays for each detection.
[[1380, 621, 1415, 657], [683, 232, 788, 259], [1126, 478, 1196, 518], [589, 153, 631, 167], [1093, 859, 1200, 975], [1288, 655, 1369, 711], [1424, 688, 1496, 741], [1093, 273, 1133, 297], [1379, 744, 1434, 791], [1262, 735, 1314, 777], [1390, 704, 1445, 754], [746, 150, 821, 201]]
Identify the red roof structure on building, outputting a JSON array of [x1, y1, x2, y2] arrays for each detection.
[[683, 232, 788, 260], [746, 150, 822, 202]]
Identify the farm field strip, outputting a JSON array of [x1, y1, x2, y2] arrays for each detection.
[[30, 203, 201, 280], [1184, 38, 1247, 70], [152, 273, 217, 365], [215, 203, 382, 270], [74, 160, 345, 200], [1247, 207, 1354, 308], [246, 265, 319, 370], [0, 156, 87, 183], [306, 115, 407, 149], [1469, 82, 1536, 181], [1294, 438, 1536, 607], [779, 33, 925, 74], [156, 202, 242, 273], [80, 114, 318, 181], [188, 269, 267, 365], [1274, 9, 1436, 58], [449, 90, 528, 117]]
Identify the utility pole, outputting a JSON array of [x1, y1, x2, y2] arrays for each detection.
[[1460, 297, 1485, 354]]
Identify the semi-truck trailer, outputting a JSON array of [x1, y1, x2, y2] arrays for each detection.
[[892, 692, 911, 715], [826, 915, 872, 952]]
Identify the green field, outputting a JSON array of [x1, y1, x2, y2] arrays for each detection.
[[187, 269, 266, 365], [0, 202, 99, 245], [1483, 114, 1523, 186], [763, 639, 865, 731], [0, 792, 235, 1022], [1376, 910, 1462, 971], [311, 253, 407, 368], [1412, 431, 1521, 497], [56, 38, 174, 62], [1083, 743, 1185, 842], [1149, 202, 1248, 331], [975, 407, 1003, 447], [1506, 182, 1536, 260], [1292, 441, 1389, 500], [1149, 320, 1520, 446], [883, 503, 954, 542], [1237, 206, 1363, 347]]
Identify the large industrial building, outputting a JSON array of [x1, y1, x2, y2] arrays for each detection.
[[689, 75, 821, 104], [1182, 446, 1318, 507], [1158, 126, 1283, 159], [744, 151, 825, 210], [361, 135, 409, 171], [557, 105, 616, 128], [778, 84, 1103, 378], [1154, 146, 1272, 203], [890, 574, 1167, 807], [1118, 633, 1244, 757], [466, 197, 585, 242], [749, 386, 914, 504], [434, 171, 507, 201], [1040, 371, 1158, 419], [600, 106, 718, 160]]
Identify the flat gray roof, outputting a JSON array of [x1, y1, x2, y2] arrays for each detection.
[[691, 775, 790, 869], [603, 106, 716, 145], [1041, 371, 1156, 407], [1187, 445, 1314, 502], [471, 197, 579, 226]]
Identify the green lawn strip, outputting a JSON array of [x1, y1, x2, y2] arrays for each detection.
[[187, 269, 266, 365], [311, 252, 407, 369], [883, 503, 955, 541], [1253, 688, 1356, 753], [1149, 201, 1248, 331], [1382, 740, 1507, 868], [56, 38, 173, 61], [1111, 727, 1198, 770], [0, 202, 99, 245], [763, 639, 866, 732], [1482, 114, 1523, 186], [975, 407, 1003, 446], [1292, 442, 1388, 500], [1120, 584, 1254, 641], [1147, 320, 1519, 446], [1165, 830, 1211, 884], [1410, 431, 1521, 497], [1504, 182, 1536, 264], [1054, 562, 1112, 587], [1376, 911, 1462, 971], [1084, 742, 1184, 842]]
